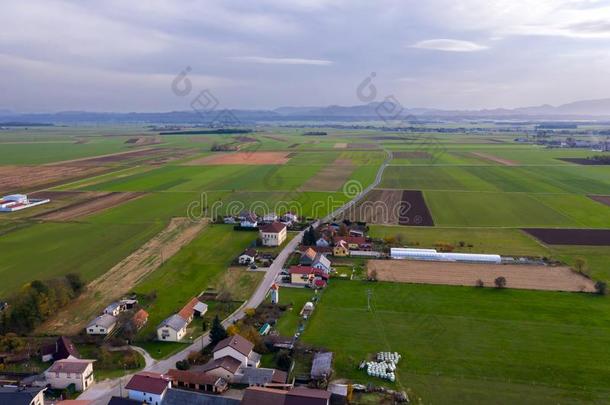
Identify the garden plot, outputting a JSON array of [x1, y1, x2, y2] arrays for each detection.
[[524, 228, 610, 246]]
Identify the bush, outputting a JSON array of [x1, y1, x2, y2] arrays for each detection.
[[494, 277, 507, 289], [475, 279, 484, 288], [176, 359, 191, 370], [595, 281, 607, 295]]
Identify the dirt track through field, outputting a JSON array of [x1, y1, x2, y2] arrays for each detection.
[[38, 218, 208, 335], [368, 260, 596, 292], [184, 152, 291, 165], [36, 192, 144, 221], [470, 152, 519, 166]]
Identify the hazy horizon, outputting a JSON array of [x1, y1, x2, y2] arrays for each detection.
[[3, 0, 610, 113]]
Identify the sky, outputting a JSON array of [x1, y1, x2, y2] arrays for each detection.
[[2, 0, 610, 112]]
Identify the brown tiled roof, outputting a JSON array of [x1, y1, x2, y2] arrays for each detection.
[[213, 334, 254, 357], [260, 222, 287, 233], [199, 356, 242, 374], [271, 369, 288, 384], [167, 369, 221, 385], [125, 372, 170, 395], [286, 387, 331, 405], [132, 309, 149, 328], [178, 297, 200, 320], [56, 336, 80, 360], [241, 387, 286, 405], [47, 359, 92, 374]]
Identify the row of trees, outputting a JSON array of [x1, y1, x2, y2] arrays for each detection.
[[0, 273, 85, 335]]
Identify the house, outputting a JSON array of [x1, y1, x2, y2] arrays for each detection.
[[262, 212, 278, 223], [120, 298, 138, 310], [199, 356, 242, 381], [166, 369, 228, 394], [332, 240, 349, 257], [259, 222, 287, 247], [282, 212, 299, 223], [162, 389, 240, 405], [311, 352, 333, 380], [132, 309, 149, 331], [44, 359, 95, 392], [239, 248, 257, 265], [334, 236, 367, 250], [212, 334, 260, 368], [316, 237, 331, 248], [289, 266, 329, 287], [157, 314, 188, 342], [241, 386, 331, 405], [103, 302, 124, 317], [0, 386, 45, 405], [348, 225, 366, 238], [240, 212, 258, 228], [125, 372, 171, 405], [41, 336, 80, 362], [299, 248, 318, 266], [223, 216, 237, 224], [86, 314, 117, 335], [311, 254, 332, 274]]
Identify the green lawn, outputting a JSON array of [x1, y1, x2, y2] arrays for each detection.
[[273, 287, 318, 336], [302, 280, 610, 404]]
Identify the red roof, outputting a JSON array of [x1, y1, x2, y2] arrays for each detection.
[[213, 334, 254, 356], [178, 297, 200, 320], [125, 373, 170, 395], [260, 222, 287, 233], [167, 369, 221, 385], [289, 266, 329, 280], [132, 309, 149, 328]]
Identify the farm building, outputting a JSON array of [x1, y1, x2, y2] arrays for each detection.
[[0, 194, 50, 212], [242, 386, 331, 405], [259, 222, 287, 247], [239, 248, 257, 264], [103, 302, 124, 317], [311, 352, 333, 380], [289, 266, 329, 288], [157, 314, 188, 342], [390, 248, 501, 264], [240, 212, 258, 228], [86, 314, 117, 335], [132, 309, 149, 331], [166, 369, 228, 394], [350, 250, 381, 258], [41, 336, 80, 362]]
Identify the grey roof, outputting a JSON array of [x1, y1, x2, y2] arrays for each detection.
[[104, 302, 121, 313], [237, 367, 287, 386], [313, 254, 331, 270], [163, 388, 240, 405], [311, 352, 333, 379], [0, 386, 45, 405], [157, 314, 188, 331], [87, 313, 117, 329]]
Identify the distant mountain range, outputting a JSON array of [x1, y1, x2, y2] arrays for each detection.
[[4, 98, 610, 124]]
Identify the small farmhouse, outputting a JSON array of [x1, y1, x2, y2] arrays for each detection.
[[240, 212, 258, 228], [238, 248, 257, 264], [167, 369, 228, 394], [333, 240, 349, 257], [86, 314, 117, 335], [45, 359, 95, 392], [103, 302, 124, 317], [41, 336, 80, 362], [259, 222, 287, 247], [157, 314, 188, 342], [125, 372, 171, 405]]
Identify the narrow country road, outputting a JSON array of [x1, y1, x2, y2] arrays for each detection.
[[78, 149, 392, 405]]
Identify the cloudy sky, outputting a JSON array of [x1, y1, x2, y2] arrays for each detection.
[[2, 0, 610, 112]]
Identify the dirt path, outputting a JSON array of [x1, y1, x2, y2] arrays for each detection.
[[38, 217, 208, 335], [470, 152, 519, 166]]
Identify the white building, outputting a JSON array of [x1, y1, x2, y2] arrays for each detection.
[[157, 314, 188, 342], [86, 314, 117, 335], [103, 302, 124, 317], [125, 372, 171, 405], [259, 222, 287, 247], [213, 334, 260, 368], [0, 194, 50, 212], [390, 248, 502, 264], [45, 359, 95, 392]]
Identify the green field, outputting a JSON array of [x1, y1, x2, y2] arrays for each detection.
[[302, 280, 610, 404]]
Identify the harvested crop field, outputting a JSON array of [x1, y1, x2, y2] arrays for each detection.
[[589, 195, 610, 207], [400, 190, 434, 226], [342, 189, 403, 224], [334, 143, 348, 148], [37, 192, 144, 221], [348, 143, 379, 149], [184, 151, 292, 165], [368, 260, 595, 292], [301, 162, 355, 191], [470, 152, 518, 166], [523, 228, 610, 246], [49, 147, 177, 166], [394, 151, 432, 159], [557, 158, 610, 165], [125, 136, 162, 146], [0, 165, 109, 194]]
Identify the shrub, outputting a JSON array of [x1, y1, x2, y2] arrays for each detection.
[[595, 281, 607, 295], [494, 277, 507, 289], [475, 279, 484, 288]]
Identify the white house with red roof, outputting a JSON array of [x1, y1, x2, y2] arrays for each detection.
[[125, 372, 171, 405], [259, 222, 287, 246]]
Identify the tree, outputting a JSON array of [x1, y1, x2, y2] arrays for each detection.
[[338, 223, 348, 237], [574, 258, 587, 274], [475, 279, 484, 288], [494, 276, 506, 289], [65, 273, 85, 294], [595, 281, 607, 295], [209, 315, 228, 347], [303, 226, 317, 246]]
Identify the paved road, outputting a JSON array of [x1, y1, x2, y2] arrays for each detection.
[[78, 149, 392, 405]]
